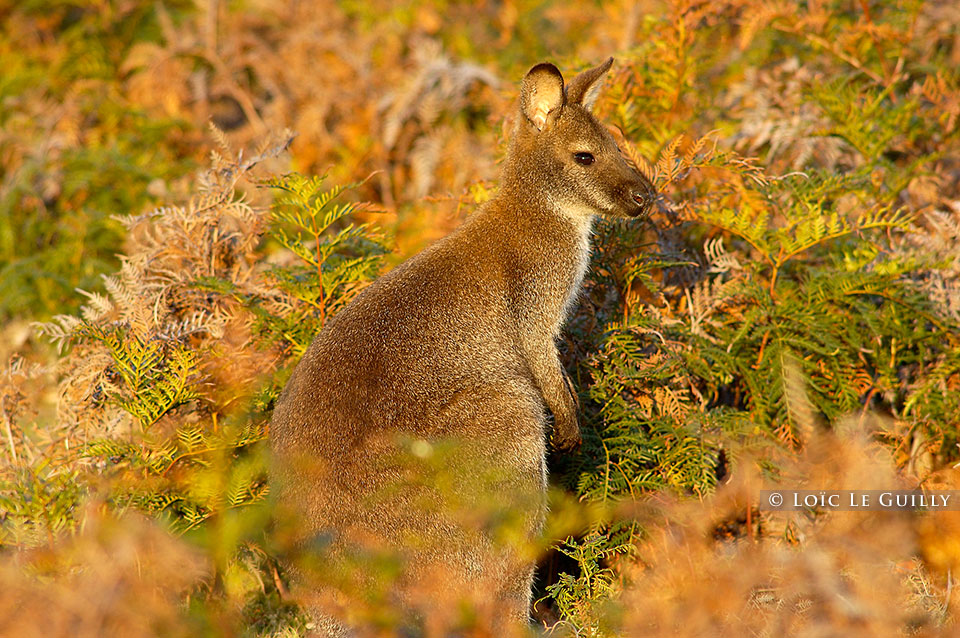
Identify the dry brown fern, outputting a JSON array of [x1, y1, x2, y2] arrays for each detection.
[[36, 127, 294, 442]]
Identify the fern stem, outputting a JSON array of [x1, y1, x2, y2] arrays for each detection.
[[601, 436, 611, 505], [753, 330, 771, 370], [2, 407, 18, 465], [613, 461, 638, 501], [313, 228, 327, 326]]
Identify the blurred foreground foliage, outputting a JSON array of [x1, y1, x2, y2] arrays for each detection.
[[3, 0, 960, 636]]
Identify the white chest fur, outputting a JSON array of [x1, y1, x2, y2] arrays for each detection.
[[557, 210, 595, 333]]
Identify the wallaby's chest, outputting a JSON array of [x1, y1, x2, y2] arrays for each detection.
[[556, 214, 594, 333]]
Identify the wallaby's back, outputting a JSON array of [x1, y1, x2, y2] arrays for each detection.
[[273, 206, 533, 451]]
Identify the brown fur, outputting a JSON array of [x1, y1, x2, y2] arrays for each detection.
[[270, 58, 655, 635]]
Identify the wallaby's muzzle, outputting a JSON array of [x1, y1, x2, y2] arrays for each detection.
[[628, 174, 657, 218]]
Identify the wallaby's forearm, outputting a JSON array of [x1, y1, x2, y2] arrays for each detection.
[[522, 338, 581, 451]]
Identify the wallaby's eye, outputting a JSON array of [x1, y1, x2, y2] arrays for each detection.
[[573, 152, 595, 166]]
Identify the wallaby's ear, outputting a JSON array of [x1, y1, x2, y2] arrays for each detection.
[[565, 57, 614, 111], [520, 63, 565, 131]]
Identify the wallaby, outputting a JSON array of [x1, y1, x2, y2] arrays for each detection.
[[270, 58, 655, 635]]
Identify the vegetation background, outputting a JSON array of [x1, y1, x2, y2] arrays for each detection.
[[2, 0, 960, 635]]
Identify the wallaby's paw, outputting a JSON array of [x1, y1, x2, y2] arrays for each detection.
[[553, 428, 582, 453], [554, 436, 582, 454]]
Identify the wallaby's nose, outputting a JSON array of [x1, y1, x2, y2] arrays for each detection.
[[630, 178, 657, 217]]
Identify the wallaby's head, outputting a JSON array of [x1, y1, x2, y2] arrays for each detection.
[[504, 58, 656, 219]]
